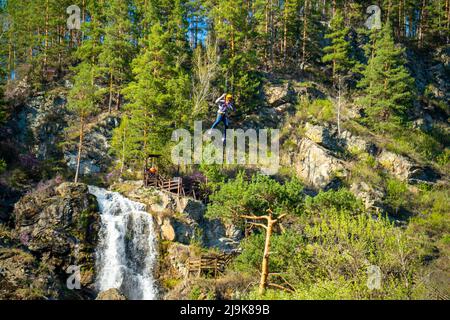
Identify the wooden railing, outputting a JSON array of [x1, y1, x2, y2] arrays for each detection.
[[187, 253, 237, 278], [144, 173, 185, 197], [144, 173, 206, 201]]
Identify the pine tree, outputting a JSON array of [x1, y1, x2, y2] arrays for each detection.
[[120, 22, 189, 170], [111, 114, 137, 175], [299, 0, 324, 71], [99, 0, 134, 113], [210, 0, 261, 109], [322, 9, 354, 82], [68, 62, 99, 183], [76, 0, 105, 66], [357, 22, 415, 127]]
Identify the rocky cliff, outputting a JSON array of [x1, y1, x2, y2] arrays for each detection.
[[0, 182, 100, 300]]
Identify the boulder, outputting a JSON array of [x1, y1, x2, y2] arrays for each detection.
[[377, 150, 437, 184], [166, 243, 191, 278], [294, 138, 346, 188], [157, 215, 194, 245], [304, 123, 335, 148], [264, 82, 295, 107], [275, 102, 295, 114], [16, 93, 69, 160], [412, 114, 434, 132], [350, 181, 385, 210], [340, 130, 377, 155], [96, 288, 127, 300]]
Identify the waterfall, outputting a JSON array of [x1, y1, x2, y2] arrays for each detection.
[[88, 186, 158, 300]]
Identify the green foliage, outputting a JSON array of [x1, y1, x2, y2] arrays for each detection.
[[206, 173, 304, 222], [385, 178, 409, 214], [209, 0, 262, 109], [436, 148, 450, 169], [118, 21, 190, 168], [305, 188, 364, 215], [322, 9, 354, 80], [68, 62, 98, 118], [0, 158, 6, 174], [296, 98, 335, 122], [357, 22, 415, 127], [99, 0, 135, 110], [236, 188, 425, 300], [379, 123, 448, 164], [234, 231, 302, 276], [111, 115, 138, 171]]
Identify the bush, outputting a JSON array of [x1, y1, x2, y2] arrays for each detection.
[[206, 173, 304, 223], [305, 188, 364, 215], [0, 159, 6, 174], [436, 148, 450, 169], [296, 98, 335, 122], [385, 178, 410, 214]]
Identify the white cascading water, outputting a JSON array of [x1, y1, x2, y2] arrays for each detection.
[[88, 186, 158, 300]]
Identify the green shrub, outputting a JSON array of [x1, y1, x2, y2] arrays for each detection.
[[305, 188, 364, 215], [297, 98, 334, 122], [206, 173, 304, 222], [349, 153, 384, 186], [0, 159, 6, 174], [436, 148, 450, 170], [385, 178, 410, 214]]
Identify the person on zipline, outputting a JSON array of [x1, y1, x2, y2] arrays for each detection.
[[209, 93, 234, 142]]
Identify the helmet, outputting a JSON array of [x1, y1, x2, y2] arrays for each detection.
[[226, 94, 233, 102]]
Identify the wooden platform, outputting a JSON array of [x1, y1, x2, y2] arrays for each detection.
[[187, 253, 237, 278], [144, 173, 204, 201]]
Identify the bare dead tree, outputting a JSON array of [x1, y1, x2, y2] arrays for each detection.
[[241, 209, 287, 295], [192, 39, 219, 116]]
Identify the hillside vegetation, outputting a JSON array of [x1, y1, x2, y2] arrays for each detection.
[[0, 0, 449, 300]]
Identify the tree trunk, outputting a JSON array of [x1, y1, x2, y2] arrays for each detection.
[[387, 0, 392, 22], [265, 2, 269, 68], [81, 0, 86, 43], [259, 218, 274, 295], [301, 0, 310, 70], [337, 76, 342, 137], [418, 0, 427, 47], [8, 41, 12, 80], [108, 70, 114, 113], [446, 0, 450, 43], [120, 123, 126, 176], [241, 212, 286, 296], [74, 116, 85, 184], [44, 0, 49, 69], [283, 0, 289, 63], [116, 92, 121, 111]]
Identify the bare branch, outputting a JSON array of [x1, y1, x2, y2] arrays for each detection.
[[241, 215, 269, 221], [267, 283, 296, 293], [275, 213, 288, 222], [248, 222, 268, 230]]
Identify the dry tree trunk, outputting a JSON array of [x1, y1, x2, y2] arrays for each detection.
[[74, 115, 85, 184], [241, 210, 287, 295]]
